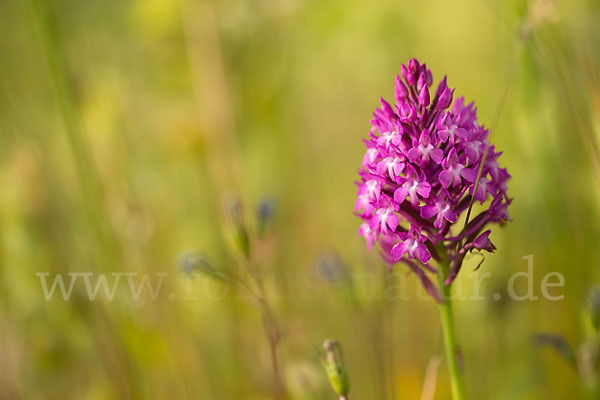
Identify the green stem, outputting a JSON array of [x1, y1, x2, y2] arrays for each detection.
[[437, 254, 466, 400]]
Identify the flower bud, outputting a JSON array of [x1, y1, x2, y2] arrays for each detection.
[[408, 58, 419, 74], [434, 75, 447, 100], [425, 68, 433, 86], [316, 252, 356, 300], [394, 75, 409, 104], [399, 103, 416, 123], [319, 339, 349, 398], [418, 84, 430, 106], [532, 333, 576, 365], [417, 71, 427, 92], [587, 287, 600, 333], [578, 340, 600, 391], [256, 196, 276, 237], [223, 195, 251, 258], [406, 59, 419, 86], [400, 64, 408, 82], [437, 87, 454, 110], [380, 98, 395, 119], [179, 252, 225, 281], [316, 252, 348, 284], [437, 110, 451, 130]]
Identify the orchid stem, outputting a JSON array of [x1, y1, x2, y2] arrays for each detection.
[[437, 252, 466, 400]]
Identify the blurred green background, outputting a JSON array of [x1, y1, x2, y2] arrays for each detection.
[[1, 0, 600, 398]]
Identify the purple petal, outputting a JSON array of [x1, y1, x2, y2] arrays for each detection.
[[473, 230, 496, 252], [461, 167, 478, 183], [417, 182, 431, 198], [439, 170, 453, 188], [437, 129, 449, 143], [470, 177, 490, 203], [387, 213, 399, 232], [419, 129, 430, 144], [444, 209, 458, 223], [394, 187, 409, 203], [391, 241, 408, 261], [369, 214, 380, 231], [420, 205, 438, 219], [416, 244, 431, 265], [430, 148, 444, 164], [434, 213, 445, 229], [409, 193, 420, 207], [406, 148, 421, 163], [393, 162, 405, 176], [446, 148, 459, 166], [455, 127, 468, 139], [358, 224, 375, 251]]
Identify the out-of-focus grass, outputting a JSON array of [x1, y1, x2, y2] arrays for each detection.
[[1, 0, 599, 398]]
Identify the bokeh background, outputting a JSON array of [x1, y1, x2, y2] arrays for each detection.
[[1, 0, 600, 398]]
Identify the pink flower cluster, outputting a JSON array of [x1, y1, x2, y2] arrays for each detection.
[[356, 59, 511, 296]]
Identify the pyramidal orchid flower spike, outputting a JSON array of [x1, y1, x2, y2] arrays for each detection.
[[356, 58, 511, 299], [355, 59, 512, 400]]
